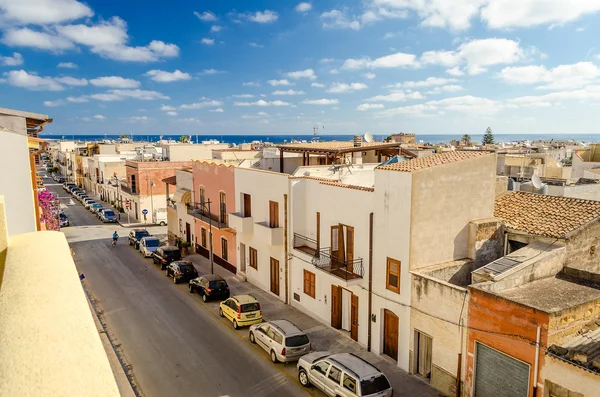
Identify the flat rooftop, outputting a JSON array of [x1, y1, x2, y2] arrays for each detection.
[[278, 141, 400, 154], [292, 164, 377, 188]]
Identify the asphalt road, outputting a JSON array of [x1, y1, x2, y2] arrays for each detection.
[[43, 174, 313, 397]]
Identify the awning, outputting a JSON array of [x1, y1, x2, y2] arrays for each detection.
[[173, 188, 191, 204], [162, 175, 177, 185]]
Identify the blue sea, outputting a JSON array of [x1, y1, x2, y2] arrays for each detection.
[[39, 133, 600, 145]]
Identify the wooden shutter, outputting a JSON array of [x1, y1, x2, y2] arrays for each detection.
[[221, 238, 228, 261], [346, 226, 354, 272], [243, 194, 251, 217], [304, 270, 316, 298], [386, 258, 401, 293], [269, 201, 279, 228]]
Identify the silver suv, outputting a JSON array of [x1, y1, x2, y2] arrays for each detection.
[[249, 320, 311, 363], [297, 352, 393, 397]]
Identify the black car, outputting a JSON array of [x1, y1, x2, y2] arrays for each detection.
[[165, 260, 198, 284], [59, 213, 69, 227], [188, 274, 230, 302], [128, 229, 150, 248], [152, 246, 182, 270]]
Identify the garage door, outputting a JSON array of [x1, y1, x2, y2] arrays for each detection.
[[474, 342, 530, 397]]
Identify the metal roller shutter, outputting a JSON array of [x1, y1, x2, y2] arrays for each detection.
[[474, 342, 530, 397]]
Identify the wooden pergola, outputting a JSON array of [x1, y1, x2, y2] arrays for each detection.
[[277, 141, 409, 172]]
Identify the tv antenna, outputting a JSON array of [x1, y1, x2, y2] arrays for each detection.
[[313, 125, 324, 141]]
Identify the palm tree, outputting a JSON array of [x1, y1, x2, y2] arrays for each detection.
[[179, 135, 189, 143], [461, 134, 471, 146], [119, 133, 129, 139]]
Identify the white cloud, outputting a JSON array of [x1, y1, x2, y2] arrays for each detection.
[[287, 69, 317, 80], [210, 25, 223, 33], [243, 81, 260, 87], [2, 28, 74, 51], [125, 116, 149, 123], [357, 103, 384, 111], [367, 91, 424, 102], [364, 72, 376, 80], [234, 100, 290, 106], [55, 76, 87, 86], [295, 3, 312, 12], [90, 76, 140, 88], [327, 82, 368, 93], [93, 114, 106, 120], [320, 58, 335, 63], [166, 111, 178, 116], [388, 77, 457, 89], [0, 0, 94, 26], [194, 11, 217, 22], [249, 42, 264, 48], [426, 85, 464, 94], [576, 27, 586, 32], [201, 38, 215, 45], [330, 69, 340, 74], [421, 50, 462, 67], [320, 9, 361, 30], [237, 10, 279, 23], [57, 62, 77, 69], [4, 70, 63, 91], [379, 95, 502, 117], [178, 118, 201, 124], [145, 69, 191, 83], [498, 62, 600, 90], [268, 79, 293, 86], [1, 52, 23, 66], [320, 6, 407, 30], [44, 100, 64, 107], [160, 105, 176, 111], [302, 98, 340, 105], [233, 94, 254, 98], [272, 89, 306, 95], [67, 95, 88, 102], [446, 67, 464, 76], [311, 82, 325, 88], [199, 68, 226, 75], [90, 89, 169, 101], [180, 100, 223, 109], [210, 108, 225, 113], [343, 52, 419, 69]]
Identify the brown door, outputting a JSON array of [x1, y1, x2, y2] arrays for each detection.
[[331, 225, 344, 270], [346, 226, 354, 273], [185, 222, 191, 243], [350, 294, 359, 341], [270, 257, 280, 296], [331, 285, 342, 329], [269, 201, 279, 228], [243, 194, 251, 217], [383, 310, 399, 360]]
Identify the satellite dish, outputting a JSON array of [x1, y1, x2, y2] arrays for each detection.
[[532, 175, 543, 189], [364, 131, 374, 143], [556, 161, 563, 168]]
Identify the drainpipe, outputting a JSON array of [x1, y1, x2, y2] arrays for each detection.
[[533, 325, 541, 397], [367, 212, 374, 351], [503, 232, 509, 256], [456, 318, 464, 397], [284, 193, 289, 305]]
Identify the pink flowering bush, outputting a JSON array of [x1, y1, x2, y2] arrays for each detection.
[[38, 190, 61, 231]]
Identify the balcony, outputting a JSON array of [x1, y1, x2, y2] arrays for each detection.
[[229, 212, 254, 234], [187, 202, 229, 229], [293, 233, 318, 256], [255, 221, 283, 246]]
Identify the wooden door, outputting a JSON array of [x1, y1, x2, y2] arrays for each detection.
[[383, 310, 399, 360], [346, 226, 354, 272], [350, 294, 359, 341], [331, 225, 344, 270], [269, 201, 279, 228], [417, 331, 433, 378], [239, 243, 246, 272], [270, 257, 280, 296], [331, 285, 342, 329], [185, 222, 191, 243], [243, 194, 251, 217]]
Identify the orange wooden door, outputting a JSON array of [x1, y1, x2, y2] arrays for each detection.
[[331, 285, 342, 329], [270, 257, 280, 296], [383, 310, 399, 360], [350, 294, 359, 341]]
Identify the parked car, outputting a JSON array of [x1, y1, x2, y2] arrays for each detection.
[[59, 213, 69, 227], [165, 260, 198, 284], [139, 236, 161, 257], [99, 209, 118, 223], [188, 274, 230, 302], [83, 199, 96, 209], [152, 246, 181, 269], [128, 229, 150, 249], [90, 203, 103, 213], [219, 295, 262, 330], [297, 352, 393, 397], [249, 320, 311, 363], [63, 183, 75, 191]]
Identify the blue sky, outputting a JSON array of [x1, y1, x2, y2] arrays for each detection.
[[1, 0, 600, 135]]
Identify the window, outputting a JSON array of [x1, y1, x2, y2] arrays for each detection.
[[328, 366, 342, 384], [249, 247, 258, 269], [272, 332, 283, 344], [221, 238, 228, 261], [269, 200, 279, 228], [343, 374, 357, 393], [243, 193, 251, 217], [313, 361, 330, 375], [201, 228, 207, 247], [386, 258, 401, 293], [303, 270, 316, 298], [199, 186, 206, 205], [219, 191, 227, 224], [131, 174, 136, 193]]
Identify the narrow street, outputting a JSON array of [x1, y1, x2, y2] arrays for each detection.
[[44, 174, 314, 397]]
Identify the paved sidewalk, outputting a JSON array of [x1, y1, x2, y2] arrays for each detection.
[[185, 253, 442, 397]]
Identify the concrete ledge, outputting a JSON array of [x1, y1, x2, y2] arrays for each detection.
[[0, 231, 121, 397]]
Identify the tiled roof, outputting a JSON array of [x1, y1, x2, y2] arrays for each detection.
[[319, 180, 374, 192], [548, 316, 600, 376], [494, 191, 600, 238], [162, 175, 176, 185], [376, 150, 491, 172]]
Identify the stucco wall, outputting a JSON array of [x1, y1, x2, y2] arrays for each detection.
[[127, 161, 191, 196], [542, 356, 599, 397], [0, 114, 36, 236], [163, 144, 215, 161], [234, 168, 289, 300], [409, 154, 497, 270], [565, 220, 600, 275], [410, 273, 468, 396]]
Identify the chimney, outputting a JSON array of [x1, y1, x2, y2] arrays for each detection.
[[353, 135, 363, 148]]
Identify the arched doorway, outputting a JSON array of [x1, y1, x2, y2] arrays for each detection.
[[383, 309, 399, 361]]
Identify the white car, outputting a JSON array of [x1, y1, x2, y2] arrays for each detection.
[[139, 236, 161, 257]]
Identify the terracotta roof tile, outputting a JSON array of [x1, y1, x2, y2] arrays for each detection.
[[494, 191, 600, 238], [318, 181, 374, 192], [376, 150, 491, 172]]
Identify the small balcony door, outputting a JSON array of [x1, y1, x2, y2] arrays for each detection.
[[269, 201, 279, 228], [270, 257, 280, 296], [243, 194, 251, 217], [330, 224, 354, 271]]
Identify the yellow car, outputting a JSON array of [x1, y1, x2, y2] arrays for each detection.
[[219, 295, 263, 329]]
